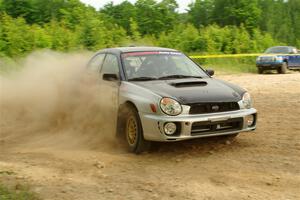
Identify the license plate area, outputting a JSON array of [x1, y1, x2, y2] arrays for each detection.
[[262, 64, 271, 67], [191, 118, 243, 136]]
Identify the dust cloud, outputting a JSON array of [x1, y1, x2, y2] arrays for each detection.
[[0, 51, 119, 151]]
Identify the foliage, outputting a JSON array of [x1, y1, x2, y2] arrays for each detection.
[[158, 24, 277, 54], [188, 0, 299, 45], [0, 0, 299, 58]]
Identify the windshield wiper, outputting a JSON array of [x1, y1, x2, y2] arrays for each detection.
[[158, 75, 202, 80], [128, 77, 158, 81]]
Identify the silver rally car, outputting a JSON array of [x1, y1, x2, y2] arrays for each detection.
[[87, 47, 257, 153]]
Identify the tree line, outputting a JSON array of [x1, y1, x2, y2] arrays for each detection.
[[0, 0, 299, 57]]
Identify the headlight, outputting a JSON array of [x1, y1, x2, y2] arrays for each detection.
[[160, 98, 182, 116], [242, 92, 252, 109], [256, 57, 261, 62], [275, 56, 283, 61]]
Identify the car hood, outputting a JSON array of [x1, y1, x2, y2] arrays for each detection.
[[132, 78, 245, 104]]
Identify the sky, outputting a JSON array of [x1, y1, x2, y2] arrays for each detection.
[[79, 0, 193, 13]]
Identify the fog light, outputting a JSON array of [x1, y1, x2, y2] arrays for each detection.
[[245, 115, 255, 127], [164, 122, 177, 135]]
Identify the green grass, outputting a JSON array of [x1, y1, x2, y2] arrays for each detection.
[[194, 57, 257, 74], [0, 184, 39, 200]]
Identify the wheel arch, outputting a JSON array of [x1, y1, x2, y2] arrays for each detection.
[[119, 101, 138, 113], [116, 101, 139, 137], [116, 100, 151, 153]]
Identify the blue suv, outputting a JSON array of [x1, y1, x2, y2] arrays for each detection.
[[256, 46, 300, 74]]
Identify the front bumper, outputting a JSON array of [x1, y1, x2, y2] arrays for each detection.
[[256, 62, 282, 69], [140, 108, 257, 142]]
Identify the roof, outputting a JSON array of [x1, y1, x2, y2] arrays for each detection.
[[269, 46, 296, 48], [98, 46, 179, 54]]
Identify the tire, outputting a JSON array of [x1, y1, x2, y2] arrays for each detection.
[[258, 68, 264, 74], [122, 105, 151, 154], [278, 62, 287, 74]]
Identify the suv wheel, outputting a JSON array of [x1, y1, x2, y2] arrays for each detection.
[[278, 62, 287, 74], [258, 68, 264, 74]]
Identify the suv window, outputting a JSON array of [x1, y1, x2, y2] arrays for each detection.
[[87, 53, 105, 72], [291, 48, 297, 54], [101, 54, 119, 75]]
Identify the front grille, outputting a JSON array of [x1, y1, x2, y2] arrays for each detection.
[[260, 57, 274, 62], [191, 118, 243, 136], [189, 102, 239, 114]]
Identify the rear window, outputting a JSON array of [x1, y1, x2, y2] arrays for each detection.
[[265, 47, 292, 54]]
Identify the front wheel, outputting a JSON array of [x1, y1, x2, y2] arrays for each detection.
[[124, 106, 151, 154], [258, 68, 264, 74], [278, 62, 287, 74]]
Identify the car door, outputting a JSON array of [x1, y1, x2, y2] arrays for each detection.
[[99, 54, 120, 127], [296, 50, 300, 67], [287, 47, 300, 68]]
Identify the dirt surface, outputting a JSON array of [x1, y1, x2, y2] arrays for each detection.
[[1, 72, 300, 200]]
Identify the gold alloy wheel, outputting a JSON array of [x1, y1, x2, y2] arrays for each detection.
[[127, 116, 137, 145]]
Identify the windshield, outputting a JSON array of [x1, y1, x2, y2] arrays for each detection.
[[265, 46, 291, 54], [121, 51, 208, 80]]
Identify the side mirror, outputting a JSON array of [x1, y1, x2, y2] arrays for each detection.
[[103, 73, 118, 81], [206, 69, 215, 76]]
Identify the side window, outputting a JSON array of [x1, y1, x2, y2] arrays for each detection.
[[292, 48, 297, 54], [101, 54, 119, 75], [87, 54, 105, 72]]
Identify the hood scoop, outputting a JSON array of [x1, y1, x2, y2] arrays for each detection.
[[170, 81, 208, 88]]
